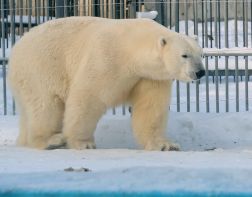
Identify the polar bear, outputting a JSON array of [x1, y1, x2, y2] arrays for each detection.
[[8, 17, 204, 151]]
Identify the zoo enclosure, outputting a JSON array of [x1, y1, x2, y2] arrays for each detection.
[[0, 0, 252, 115]]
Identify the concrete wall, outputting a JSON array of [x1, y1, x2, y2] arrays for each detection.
[[144, 0, 251, 27]]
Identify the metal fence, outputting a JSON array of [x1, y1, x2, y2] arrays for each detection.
[[0, 0, 252, 115]]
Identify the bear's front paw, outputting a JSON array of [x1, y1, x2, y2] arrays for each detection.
[[144, 138, 180, 151], [46, 133, 66, 150], [67, 139, 96, 150]]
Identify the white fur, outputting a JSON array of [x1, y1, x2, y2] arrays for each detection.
[[8, 17, 204, 150]]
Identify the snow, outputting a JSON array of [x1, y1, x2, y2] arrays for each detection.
[[136, 11, 158, 20], [1, 113, 252, 195]]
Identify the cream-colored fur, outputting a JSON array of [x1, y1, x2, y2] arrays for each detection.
[[8, 17, 204, 151]]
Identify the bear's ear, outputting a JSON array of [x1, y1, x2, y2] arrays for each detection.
[[159, 37, 167, 47]]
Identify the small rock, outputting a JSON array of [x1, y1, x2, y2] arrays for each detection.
[[64, 167, 74, 172], [204, 147, 217, 151], [64, 167, 91, 172]]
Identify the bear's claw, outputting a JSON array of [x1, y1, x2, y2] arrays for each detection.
[[161, 143, 180, 151], [145, 139, 180, 151], [67, 140, 96, 150]]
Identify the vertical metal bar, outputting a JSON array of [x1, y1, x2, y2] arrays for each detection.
[[56, 0, 64, 18], [224, 0, 229, 112], [175, 0, 179, 32], [82, 0, 86, 16], [160, 0, 165, 25], [43, 0, 45, 22], [108, 0, 112, 18], [193, 0, 197, 35], [37, 0, 41, 24], [19, 0, 24, 36], [104, 0, 107, 18], [175, 0, 180, 112], [251, 0, 252, 47], [124, 0, 127, 18], [214, 0, 219, 113], [120, 0, 124, 19], [214, 58, 219, 113], [114, 0, 118, 18], [218, 0, 221, 48], [194, 0, 198, 35], [201, 0, 204, 47], [96, 0, 100, 17], [46, 0, 50, 20], [244, 0, 249, 111], [204, 0, 209, 112], [10, 0, 16, 115], [10, 0, 15, 45], [129, 0, 136, 19], [74, 0, 78, 16], [205, 57, 209, 113], [111, 0, 114, 18], [169, 0, 172, 29], [235, 1, 238, 50], [234, 0, 239, 112], [176, 84, 180, 112], [84, 0, 88, 16], [1, 0, 7, 115], [89, 0, 92, 16], [4, 0, 8, 49], [185, 0, 190, 112], [122, 105, 126, 115], [194, 0, 199, 112], [209, 0, 213, 48], [64, 0, 68, 17], [116, 0, 119, 18], [100, 0, 104, 17], [243, 0, 245, 47], [28, 0, 32, 29], [185, 0, 188, 35], [35, 0, 38, 24]]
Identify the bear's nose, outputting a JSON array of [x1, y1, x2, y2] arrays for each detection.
[[196, 70, 205, 79]]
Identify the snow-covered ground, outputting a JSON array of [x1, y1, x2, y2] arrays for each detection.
[[1, 113, 252, 195]]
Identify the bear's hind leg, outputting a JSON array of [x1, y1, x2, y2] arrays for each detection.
[[16, 110, 28, 146], [129, 79, 179, 151], [26, 95, 65, 149]]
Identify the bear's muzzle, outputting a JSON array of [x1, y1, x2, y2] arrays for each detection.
[[196, 70, 205, 79]]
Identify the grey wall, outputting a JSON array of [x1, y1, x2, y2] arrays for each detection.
[[143, 0, 251, 27]]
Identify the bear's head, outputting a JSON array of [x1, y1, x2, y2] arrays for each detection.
[[159, 33, 205, 82], [140, 32, 205, 82]]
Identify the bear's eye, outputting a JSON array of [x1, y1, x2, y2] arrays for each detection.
[[182, 54, 188, 58]]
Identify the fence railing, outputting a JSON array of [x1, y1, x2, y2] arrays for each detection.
[[0, 0, 252, 115]]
